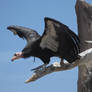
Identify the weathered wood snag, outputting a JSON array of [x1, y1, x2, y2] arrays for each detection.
[[75, 0, 92, 92]]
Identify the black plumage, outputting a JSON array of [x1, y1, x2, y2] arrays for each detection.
[[7, 17, 80, 66]]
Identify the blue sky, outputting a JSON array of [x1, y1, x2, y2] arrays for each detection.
[[0, 0, 92, 92]]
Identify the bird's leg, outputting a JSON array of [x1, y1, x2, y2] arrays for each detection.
[[60, 58, 64, 65], [31, 64, 48, 71]]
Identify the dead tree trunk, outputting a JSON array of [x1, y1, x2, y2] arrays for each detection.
[[75, 0, 92, 92]]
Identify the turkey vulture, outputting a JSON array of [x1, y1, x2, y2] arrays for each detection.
[[7, 17, 80, 70]]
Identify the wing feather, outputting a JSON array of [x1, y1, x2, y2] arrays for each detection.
[[40, 18, 59, 52], [7, 25, 40, 42], [40, 17, 80, 62]]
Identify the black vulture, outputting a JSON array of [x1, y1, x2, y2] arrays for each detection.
[[7, 17, 80, 70]]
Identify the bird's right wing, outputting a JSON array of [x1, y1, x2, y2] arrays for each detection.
[[40, 17, 80, 55]]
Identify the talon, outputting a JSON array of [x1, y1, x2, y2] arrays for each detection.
[[31, 64, 47, 71], [31, 67, 41, 71]]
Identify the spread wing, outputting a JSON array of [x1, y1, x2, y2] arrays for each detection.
[[40, 17, 80, 62], [40, 18, 60, 52], [7, 25, 40, 42]]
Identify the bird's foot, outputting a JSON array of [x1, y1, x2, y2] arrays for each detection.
[[31, 64, 47, 71], [53, 62, 61, 67]]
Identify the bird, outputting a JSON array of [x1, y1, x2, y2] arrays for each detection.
[[7, 17, 80, 70]]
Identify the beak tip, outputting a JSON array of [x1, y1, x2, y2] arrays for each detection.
[[11, 58, 14, 62]]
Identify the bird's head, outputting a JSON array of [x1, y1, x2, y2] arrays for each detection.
[[7, 25, 40, 61], [11, 52, 24, 61], [11, 48, 33, 61]]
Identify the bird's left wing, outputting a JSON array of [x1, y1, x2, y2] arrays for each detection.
[[7, 25, 40, 42]]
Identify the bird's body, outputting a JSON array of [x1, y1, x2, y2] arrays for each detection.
[[7, 17, 80, 69], [22, 38, 55, 64]]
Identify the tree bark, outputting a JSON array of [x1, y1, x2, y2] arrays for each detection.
[[75, 0, 92, 92]]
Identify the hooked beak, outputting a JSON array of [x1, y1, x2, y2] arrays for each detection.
[[11, 52, 23, 61]]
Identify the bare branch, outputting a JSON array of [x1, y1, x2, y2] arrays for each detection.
[[25, 48, 92, 83]]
